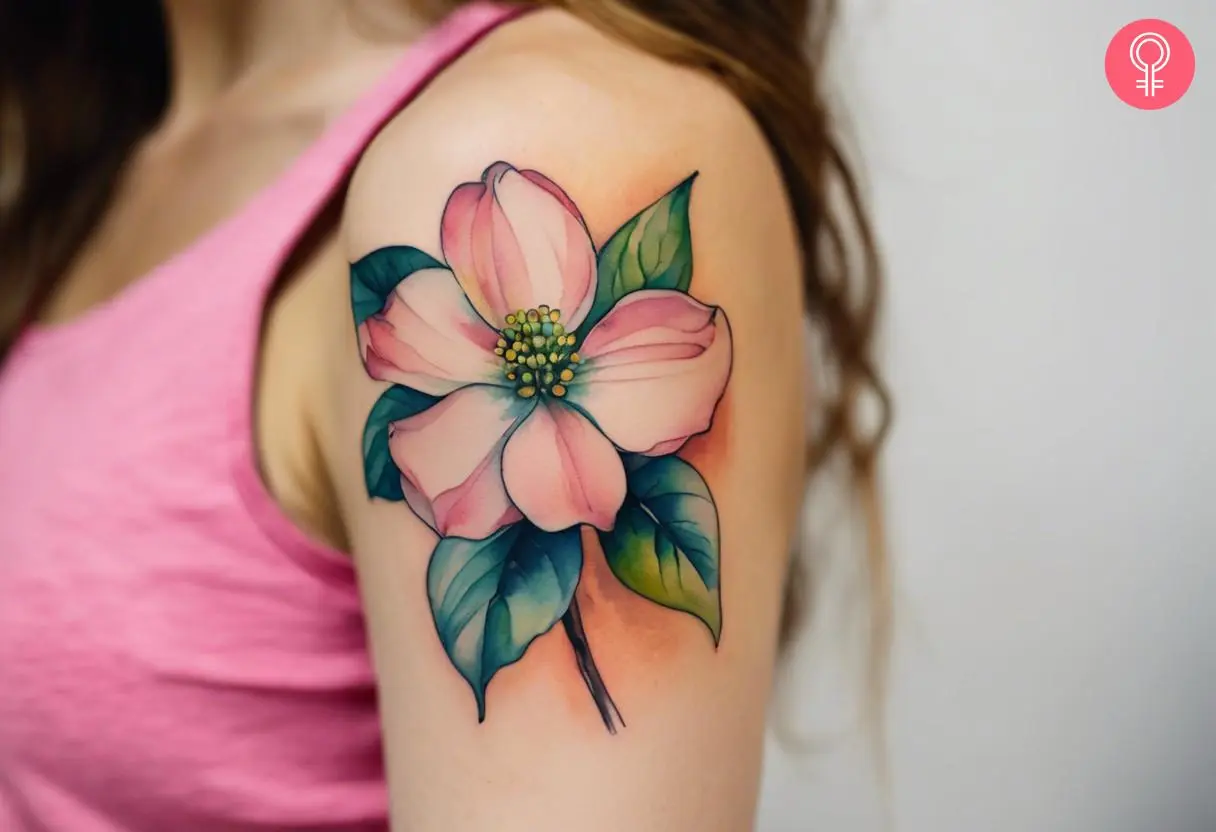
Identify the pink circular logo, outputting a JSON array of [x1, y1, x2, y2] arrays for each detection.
[[1106, 19, 1195, 110]]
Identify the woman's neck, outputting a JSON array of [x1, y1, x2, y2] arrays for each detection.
[[160, 0, 421, 124]]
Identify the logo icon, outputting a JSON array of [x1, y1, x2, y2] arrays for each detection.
[[1106, 19, 1195, 110], [1131, 32, 1169, 96]]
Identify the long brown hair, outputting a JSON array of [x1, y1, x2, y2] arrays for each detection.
[[0, 0, 890, 712]]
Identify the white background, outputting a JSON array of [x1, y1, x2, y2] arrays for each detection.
[[757, 1, 1215, 830]]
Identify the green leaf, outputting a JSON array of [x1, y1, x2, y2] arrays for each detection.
[[599, 454, 721, 643], [350, 245, 445, 327], [428, 523, 583, 720], [581, 172, 698, 332], [361, 385, 442, 501]]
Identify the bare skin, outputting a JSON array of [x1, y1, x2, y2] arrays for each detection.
[[41, 3, 806, 829]]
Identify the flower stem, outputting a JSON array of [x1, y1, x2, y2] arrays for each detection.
[[561, 595, 625, 734]]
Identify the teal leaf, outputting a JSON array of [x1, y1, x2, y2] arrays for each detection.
[[350, 245, 445, 327], [581, 172, 698, 332], [428, 523, 583, 720], [598, 454, 721, 643], [361, 385, 442, 501]]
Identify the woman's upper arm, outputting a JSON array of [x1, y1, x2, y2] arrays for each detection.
[[325, 33, 807, 831]]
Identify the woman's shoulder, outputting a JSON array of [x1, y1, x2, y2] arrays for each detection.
[[325, 12, 811, 825], [377, 8, 758, 152], [344, 6, 791, 252]]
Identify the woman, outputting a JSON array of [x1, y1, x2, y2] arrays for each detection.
[[0, 1, 886, 829]]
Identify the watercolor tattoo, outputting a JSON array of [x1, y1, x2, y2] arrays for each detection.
[[351, 162, 731, 733]]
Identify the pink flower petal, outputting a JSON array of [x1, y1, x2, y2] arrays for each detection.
[[520, 169, 587, 226], [358, 268, 504, 396], [440, 162, 596, 329], [570, 289, 733, 455], [388, 385, 530, 540], [501, 401, 626, 533], [438, 178, 509, 327]]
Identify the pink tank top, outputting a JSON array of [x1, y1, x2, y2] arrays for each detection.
[[0, 5, 525, 829]]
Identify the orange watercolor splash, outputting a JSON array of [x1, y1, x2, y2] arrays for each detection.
[[521, 528, 717, 729]]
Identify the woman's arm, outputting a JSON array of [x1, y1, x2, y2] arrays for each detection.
[[323, 20, 807, 830]]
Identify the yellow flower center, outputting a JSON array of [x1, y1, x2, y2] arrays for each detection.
[[493, 306, 582, 399]]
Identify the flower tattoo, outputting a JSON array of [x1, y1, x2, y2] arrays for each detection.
[[352, 162, 731, 732]]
